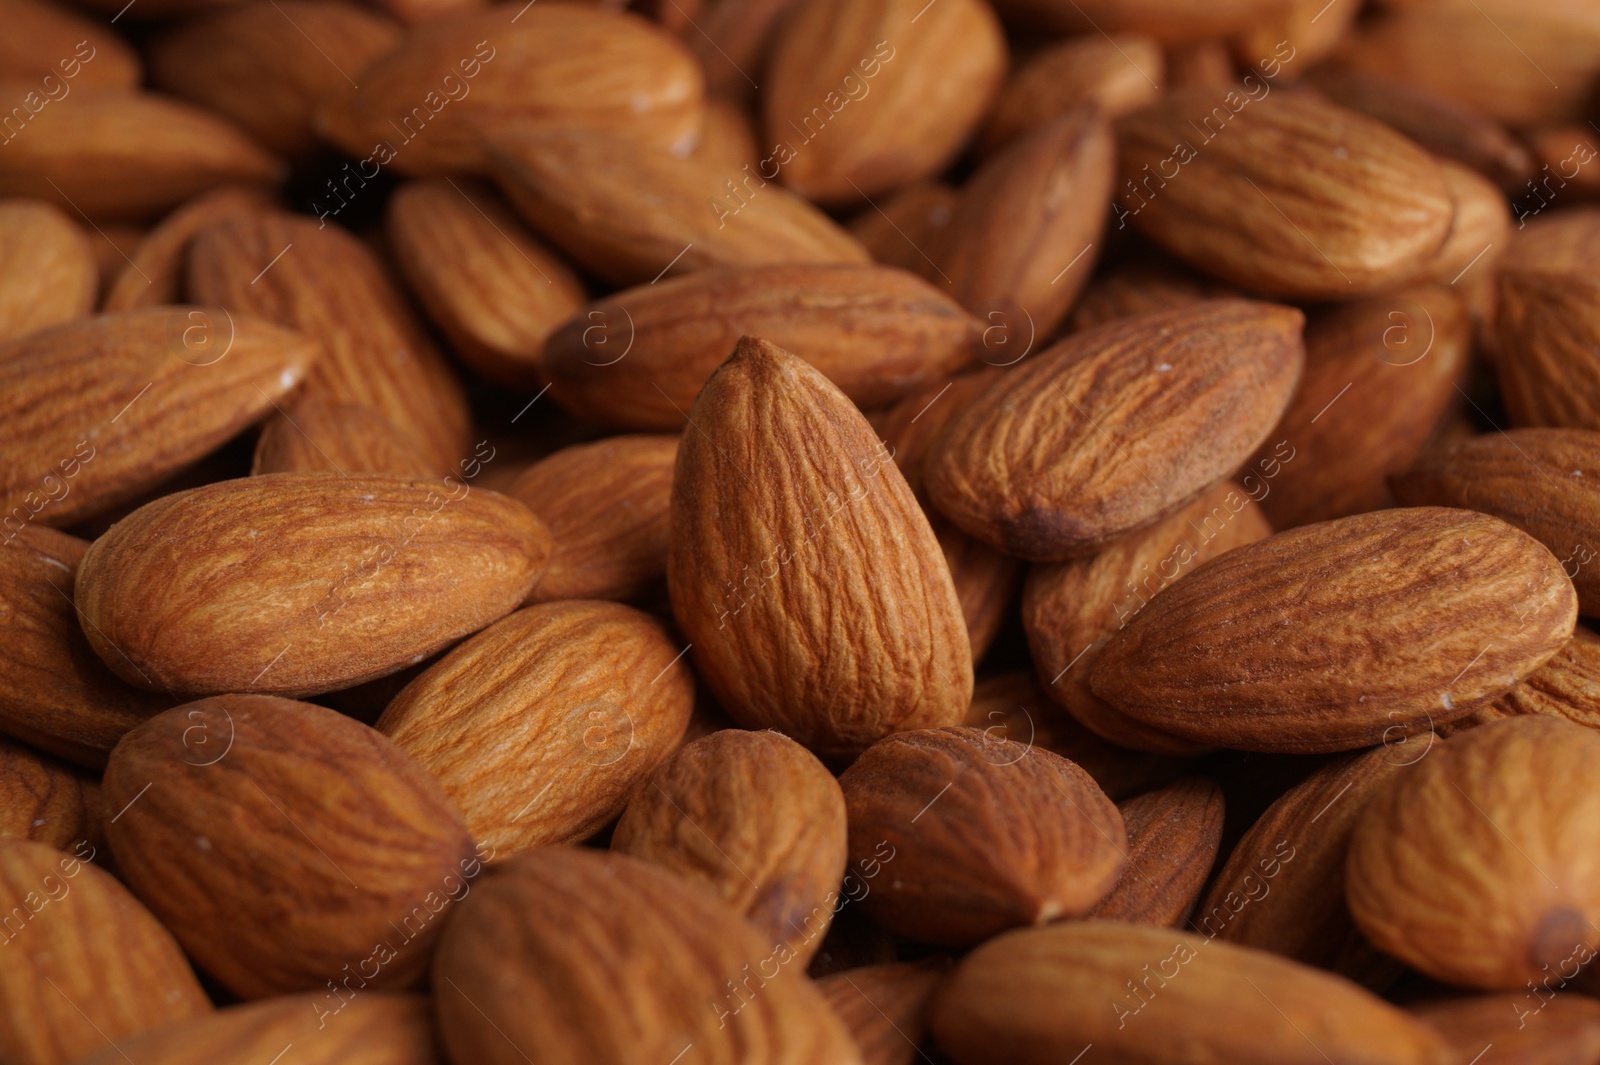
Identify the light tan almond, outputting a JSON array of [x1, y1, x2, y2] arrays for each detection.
[[0, 198, 95, 344]]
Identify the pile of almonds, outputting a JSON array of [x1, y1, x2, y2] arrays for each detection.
[[5, 0, 1600, 1061]]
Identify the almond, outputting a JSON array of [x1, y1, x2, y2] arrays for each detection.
[[1423, 159, 1511, 287], [1231, 0, 1356, 75], [491, 129, 869, 287], [980, 34, 1164, 153], [104, 695, 478, 998], [691, 97, 760, 172], [1093, 507, 1577, 752], [1348, 716, 1600, 988], [101, 184, 273, 313], [0, 306, 317, 528], [988, 0, 1293, 43], [667, 337, 972, 759], [930, 921, 1453, 1065], [839, 726, 1126, 945], [75, 473, 550, 697], [1115, 90, 1454, 299], [0, 0, 141, 89], [0, 736, 101, 852], [656, 0, 802, 101], [844, 180, 956, 283], [926, 300, 1303, 561], [612, 728, 847, 963], [251, 395, 438, 477], [1086, 776, 1224, 926], [815, 958, 949, 1065], [1068, 257, 1237, 332], [433, 847, 864, 1065], [377, 600, 694, 856], [1448, 626, 1600, 735], [386, 178, 585, 390], [0, 199, 95, 344], [762, 0, 1006, 205], [0, 838, 211, 1065], [504, 434, 676, 603], [1409, 994, 1600, 1065], [543, 263, 975, 431], [317, 5, 704, 173]]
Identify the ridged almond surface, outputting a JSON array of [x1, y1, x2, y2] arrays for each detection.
[[840, 726, 1126, 945], [1086, 776, 1224, 926], [0, 0, 141, 88], [543, 264, 978, 430], [1348, 716, 1600, 988], [189, 210, 471, 475], [75, 474, 551, 697], [433, 847, 864, 1065], [377, 601, 694, 856], [1093, 508, 1578, 752], [0, 306, 317, 528], [1409, 995, 1600, 1065], [1023, 479, 1272, 753], [612, 728, 847, 963], [930, 921, 1452, 1065], [763, 0, 1006, 205], [317, 5, 704, 172], [72, 994, 441, 1065], [505, 435, 676, 603], [0, 838, 211, 1065], [815, 958, 948, 1065], [926, 300, 1303, 561], [0, 87, 279, 222], [251, 395, 437, 477], [989, 0, 1291, 42], [1449, 626, 1600, 734], [667, 337, 972, 760], [1115, 90, 1454, 299], [0, 199, 95, 344], [104, 695, 477, 999], [1494, 210, 1600, 430], [101, 184, 272, 313], [387, 178, 585, 390], [0, 736, 101, 851], [1394, 429, 1600, 614], [980, 34, 1164, 152]]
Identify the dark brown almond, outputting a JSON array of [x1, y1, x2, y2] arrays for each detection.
[[0, 198, 95, 345], [1086, 776, 1224, 926], [980, 34, 1164, 153], [815, 958, 949, 1065], [0, 735, 101, 852], [0, 0, 141, 89], [251, 396, 437, 477]]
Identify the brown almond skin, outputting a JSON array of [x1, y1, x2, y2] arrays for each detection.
[[1115, 90, 1454, 299], [840, 726, 1126, 946], [434, 847, 864, 1065], [1094, 508, 1578, 753], [75, 474, 551, 697], [189, 210, 471, 476], [542, 264, 978, 430], [506, 435, 676, 603], [1348, 716, 1600, 989], [0, 838, 212, 1065], [763, 0, 1006, 205], [1394, 429, 1600, 615], [612, 728, 847, 963], [691, 96, 761, 172], [980, 34, 1164, 153], [845, 180, 957, 282], [1086, 776, 1224, 926], [0, 736, 101, 852], [491, 130, 869, 287], [1423, 158, 1512, 286], [927, 299, 1303, 561], [0, 0, 142, 89], [317, 5, 704, 173], [1409, 995, 1600, 1065], [1450, 626, 1600, 735], [102, 185, 273, 313], [1253, 284, 1471, 529], [0, 199, 95, 345], [1024, 479, 1273, 754], [1494, 210, 1600, 431], [815, 958, 949, 1065], [71, 994, 440, 1065], [0, 307, 317, 528], [1069, 258, 1238, 332], [930, 921, 1453, 1065], [387, 178, 585, 391], [0, 528, 168, 766], [668, 337, 972, 760], [251, 396, 438, 477], [104, 695, 478, 999], [377, 601, 694, 856]]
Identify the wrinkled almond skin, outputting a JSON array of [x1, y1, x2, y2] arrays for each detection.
[[1409, 994, 1600, 1065], [506, 435, 676, 603], [763, 0, 1006, 205], [104, 695, 478, 999], [102, 185, 272, 313], [377, 601, 693, 856], [815, 958, 949, 1065], [931, 921, 1453, 1065], [1024, 479, 1273, 754], [1448, 627, 1600, 735], [668, 337, 972, 760], [0, 199, 95, 345], [1494, 211, 1600, 431], [491, 130, 869, 287], [927, 300, 1303, 561], [0, 736, 101, 851], [1115, 90, 1454, 299], [1094, 508, 1577, 752], [1394, 429, 1600, 615], [433, 847, 864, 1065], [0, 307, 318, 528], [981, 34, 1164, 153], [1348, 716, 1600, 989], [76, 474, 551, 697], [613, 728, 847, 963], [542, 264, 978, 430], [840, 726, 1126, 946], [251, 396, 438, 477], [0, 838, 211, 1065], [1086, 776, 1224, 926], [72, 994, 441, 1065]]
